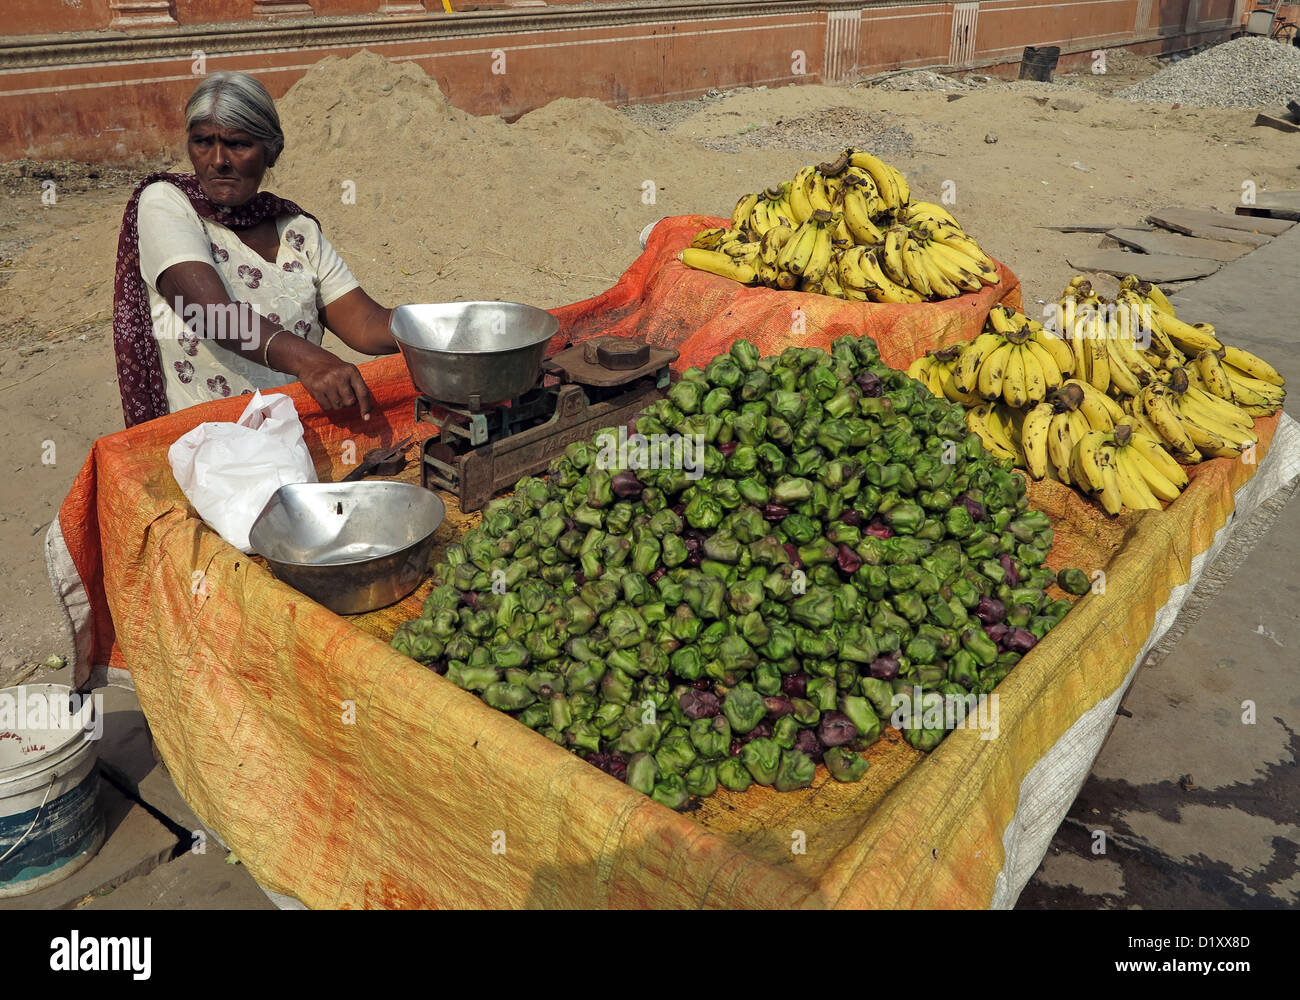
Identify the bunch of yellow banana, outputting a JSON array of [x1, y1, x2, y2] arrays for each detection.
[[1069, 425, 1190, 515], [951, 311, 1072, 409], [965, 401, 1025, 465], [878, 223, 1000, 300], [776, 209, 835, 289], [906, 346, 982, 405], [681, 148, 1001, 302], [1020, 382, 1118, 483], [1130, 368, 1259, 461], [1112, 275, 1285, 411]]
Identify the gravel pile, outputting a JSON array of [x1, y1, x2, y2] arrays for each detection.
[[694, 106, 915, 155], [872, 70, 969, 92], [1118, 37, 1300, 109]]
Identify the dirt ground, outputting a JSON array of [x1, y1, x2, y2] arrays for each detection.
[[1, 49, 1297, 684]]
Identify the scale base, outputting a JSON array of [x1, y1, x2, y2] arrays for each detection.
[[421, 379, 664, 512]]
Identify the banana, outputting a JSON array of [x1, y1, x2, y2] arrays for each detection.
[[922, 242, 983, 292], [986, 305, 1017, 336], [1221, 345, 1284, 386], [679, 248, 760, 284], [777, 218, 818, 276], [1110, 437, 1162, 510], [722, 239, 761, 261], [1112, 324, 1161, 385], [886, 163, 910, 206], [1121, 402, 1166, 444], [1062, 379, 1115, 431], [1195, 348, 1233, 402], [1122, 440, 1183, 503], [954, 333, 1004, 394], [759, 224, 794, 265], [901, 238, 933, 298], [1140, 386, 1197, 458], [731, 192, 759, 231], [1073, 431, 1123, 514], [1069, 301, 1092, 384], [1128, 430, 1190, 489], [787, 167, 816, 226], [1157, 311, 1221, 355], [821, 262, 846, 300], [1184, 379, 1252, 422], [967, 404, 1018, 462], [882, 227, 910, 286], [846, 149, 901, 210], [1137, 280, 1176, 316], [926, 239, 999, 286], [1177, 410, 1241, 459], [857, 248, 924, 304], [808, 173, 836, 215], [1106, 337, 1143, 397], [919, 247, 963, 298], [841, 185, 885, 244], [932, 229, 996, 273], [977, 342, 1015, 401], [1048, 410, 1076, 483], [985, 403, 1024, 463], [803, 220, 834, 284], [907, 355, 935, 389], [1020, 402, 1054, 479], [1002, 344, 1029, 408], [1087, 308, 1110, 393], [1021, 339, 1055, 401], [1177, 389, 1257, 444], [1066, 409, 1094, 450], [907, 199, 961, 229], [691, 227, 732, 251]]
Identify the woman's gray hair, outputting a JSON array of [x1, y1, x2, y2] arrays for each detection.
[[184, 72, 285, 166]]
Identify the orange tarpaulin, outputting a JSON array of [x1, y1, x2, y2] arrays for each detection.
[[48, 215, 1298, 907]]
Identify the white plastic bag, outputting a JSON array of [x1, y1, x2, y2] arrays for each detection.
[[167, 391, 318, 553]]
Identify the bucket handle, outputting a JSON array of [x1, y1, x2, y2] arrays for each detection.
[[0, 772, 58, 865]]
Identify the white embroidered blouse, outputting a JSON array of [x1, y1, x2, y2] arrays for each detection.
[[136, 181, 360, 413]]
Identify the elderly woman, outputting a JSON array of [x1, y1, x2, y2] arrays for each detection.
[[114, 71, 396, 427]]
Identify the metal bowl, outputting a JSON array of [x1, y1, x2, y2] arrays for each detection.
[[249, 482, 446, 616], [390, 301, 560, 405]]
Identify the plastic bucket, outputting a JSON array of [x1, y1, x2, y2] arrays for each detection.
[[1018, 45, 1061, 82], [0, 684, 104, 897]]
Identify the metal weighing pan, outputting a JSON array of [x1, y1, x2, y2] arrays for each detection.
[[390, 301, 560, 405], [249, 481, 446, 615]]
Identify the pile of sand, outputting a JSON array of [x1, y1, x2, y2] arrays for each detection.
[[266, 51, 705, 309]]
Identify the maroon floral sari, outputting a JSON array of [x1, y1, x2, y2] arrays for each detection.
[[113, 172, 318, 427]]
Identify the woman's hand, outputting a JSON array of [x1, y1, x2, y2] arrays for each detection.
[[270, 336, 376, 419]]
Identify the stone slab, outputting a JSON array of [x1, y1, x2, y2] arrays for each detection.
[[1151, 206, 1292, 236], [1066, 250, 1222, 282], [1146, 209, 1274, 248], [78, 846, 277, 910], [1236, 192, 1300, 222], [1038, 222, 1147, 234], [1254, 113, 1300, 133], [1105, 228, 1252, 262]]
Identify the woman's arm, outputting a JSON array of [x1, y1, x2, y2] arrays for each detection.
[[318, 287, 398, 356], [157, 260, 376, 418]]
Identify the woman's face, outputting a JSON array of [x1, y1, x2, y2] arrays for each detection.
[[187, 121, 268, 207]]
